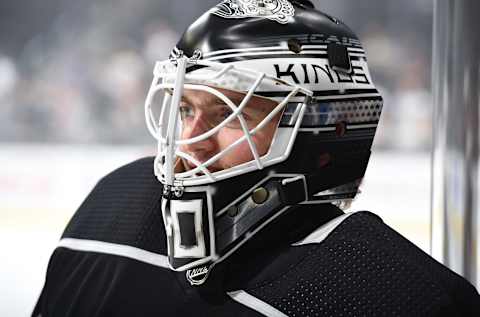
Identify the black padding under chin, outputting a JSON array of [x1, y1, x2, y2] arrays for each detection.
[[178, 213, 198, 247]]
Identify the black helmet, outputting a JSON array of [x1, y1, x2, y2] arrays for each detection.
[[144, 0, 382, 285]]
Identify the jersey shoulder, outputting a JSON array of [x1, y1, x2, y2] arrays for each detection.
[[241, 211, 480, 317], [61, 156, 166, 254]]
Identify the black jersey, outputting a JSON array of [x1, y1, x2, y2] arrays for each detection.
[[33, 157, 480, 316]]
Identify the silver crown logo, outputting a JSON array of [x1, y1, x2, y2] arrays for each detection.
[[212, 0, 295, 24]]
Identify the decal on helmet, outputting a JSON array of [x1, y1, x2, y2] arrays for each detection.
[[211, 0, 295, 24]]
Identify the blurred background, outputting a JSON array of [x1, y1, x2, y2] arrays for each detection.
[[0, 0, 433, 315]]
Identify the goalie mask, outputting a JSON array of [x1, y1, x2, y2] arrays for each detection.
[[145, 0, 383, 285]]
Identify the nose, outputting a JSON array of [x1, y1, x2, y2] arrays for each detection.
[[180, 113, 218, 160]]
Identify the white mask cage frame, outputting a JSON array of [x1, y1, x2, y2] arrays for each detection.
[[145, 55, 313, 188]]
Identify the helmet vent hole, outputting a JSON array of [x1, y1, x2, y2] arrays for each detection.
[[288, 39, 302, 54]]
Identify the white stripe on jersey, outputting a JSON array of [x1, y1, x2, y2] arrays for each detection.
[[292, 212, 358, 246], [58, 238, 170, 269], [228, 290, 289, 317]]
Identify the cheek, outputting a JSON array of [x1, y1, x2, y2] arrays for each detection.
[[179, 129, 189, 151], [216, 125, 275, 165], [216, 130, 254, 163], [252, 120, 278, 156], [233, 143, 255, 163]]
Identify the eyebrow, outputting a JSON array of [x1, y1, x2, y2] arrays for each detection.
[[182, 94, 243, 108], [181, 92, 271, 116]]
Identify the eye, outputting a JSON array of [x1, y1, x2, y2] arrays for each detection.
[[179, 103, 194, 120], [215, 105, 241, 129], [220, 107, 234, 120]]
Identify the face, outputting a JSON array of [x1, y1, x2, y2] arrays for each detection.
[[178, 87, 281, 173]]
